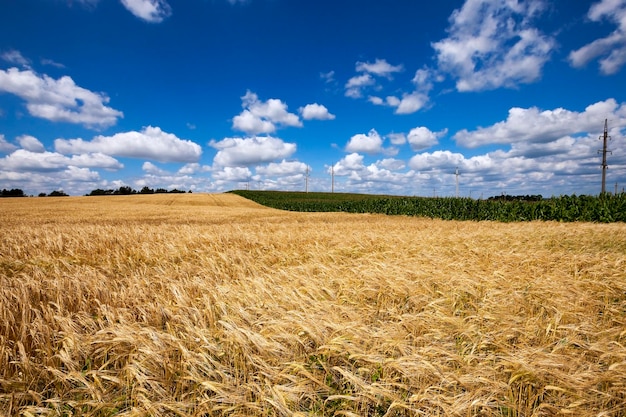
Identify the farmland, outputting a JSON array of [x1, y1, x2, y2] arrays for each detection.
[[230, 190, 626, 222], [1, 193, 626, 416]]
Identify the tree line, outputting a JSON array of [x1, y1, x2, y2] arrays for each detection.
[[87, 186, 191, 196], [1, 189, 69, 197], [1, 187, 191, 197]]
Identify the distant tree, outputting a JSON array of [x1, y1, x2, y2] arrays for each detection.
[[155, 188, 168, 194], [87, 189, 115, 196], [115, 186, 134, 195], [140, 186, 155, 194], [38, 192, 47, 197], [1, 188, 26, 197], [48, 190, 69, 197]]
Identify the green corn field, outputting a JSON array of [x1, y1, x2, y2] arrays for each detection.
[[231, 191, 626, 222]]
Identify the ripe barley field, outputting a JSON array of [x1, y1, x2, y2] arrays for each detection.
[[1, 193, 625, 416]]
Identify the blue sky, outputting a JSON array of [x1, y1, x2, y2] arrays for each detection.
[[1, 0, 625, 197]]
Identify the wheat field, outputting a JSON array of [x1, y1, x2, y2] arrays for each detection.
[[1, 193, 625, 416]]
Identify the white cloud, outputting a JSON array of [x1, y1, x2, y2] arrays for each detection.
[[386, 133, 407, 146], [1, 50, 30, 68], [407, 127, 447, 151], [54, 126, 202, 163], [1, 149, 122, 172], [432, 0, 555, 92], [368, 92, 429, 115], [177, 163, 211, 175], [213, 166, 252, 182], [376, 158, 405, 171], [412, 67, 441, 92], [568, 0, 626, 74], [369, 91, 429, 115], [2, 149, 74, 171], [368, 96, 384, 106], [120, 0, 172, 23], [41, 58, 65, 69], [232, 91, 302, 134], [345, 129, 385, 154], [0, 134, 18, 153], [355, 59, 404, 78], [17, 135, 46, 153], [409, 150, 466, 171], [69, 153, 124, 170], [299, 103, 336, 120], [320, 71, 336, 84], [210, 136, 297, 167], [345, 59, 404, 99], [394, 92, 430, 115], [329, 153, 417, 194], [345, 74, 375, 98], [256, 160, 308, 176], [232, 110, 276, 134], [332, 153, 365, 175], [0, 67, 123, 128], [142, 161, 167, 175], [0, 166, 102, 195], [454, 99, 626, 148]]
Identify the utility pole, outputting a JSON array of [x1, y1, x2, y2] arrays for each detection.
[[305, 165, 310, 193], [455, 167, 460, 198], [599, 119, 612, 194]]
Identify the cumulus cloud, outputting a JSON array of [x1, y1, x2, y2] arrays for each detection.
[[54, 126, 202, 163], [345, 74, 376, 98], [345, 129, 385, 154], [120, 0, 172, 23], [432, 0, 555, 91], [0, 67, 123, 128], [0, 134, 18, 153], [330, 153, 417, 194], [17, 135, 46, 153], [407, 127, 447, 151], [299, 103, 336, 120], [177, 163, 211, 175], [232, 91, 302, 134], [355, 59, 404, 78], [568, 0, 626, 74], [213, 166, 252, 182], [345, 59, 402, 98], [142, 161, 167, 175], [1, 149, 123, 172], [409, 150, 467, 171], [369, 90, 430, 115], [394, 92, 430, 115], [255, 160, 308, 176], [210, 136, 297, 167], [332, 153, 366, 175], [454, 99, 626, 148], [376, 158, 405, 171]]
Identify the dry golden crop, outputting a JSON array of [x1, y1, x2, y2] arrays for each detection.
[[1, 193, 625, 416]]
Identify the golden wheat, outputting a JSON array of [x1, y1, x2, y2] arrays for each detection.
[[1, 194, 625, 416]]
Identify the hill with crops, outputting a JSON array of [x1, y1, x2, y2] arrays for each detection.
[[1, 193, 625, 416]]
